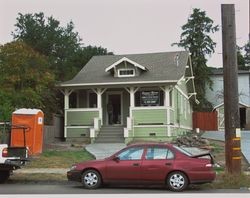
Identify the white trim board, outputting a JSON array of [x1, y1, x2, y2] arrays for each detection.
[[105, 57, 147, 72]]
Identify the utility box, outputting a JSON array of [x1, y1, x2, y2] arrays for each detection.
[[11, 108, 44, 155]]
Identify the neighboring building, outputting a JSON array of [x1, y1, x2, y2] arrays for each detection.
[[59, 51, 196, 143], [205, 68, 250, 130]]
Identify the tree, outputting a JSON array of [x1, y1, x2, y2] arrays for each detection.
[[12, 13, 113, 81], [172, 8, 219, 111], [0, 41, 56, 121], [244, 40, 250, 66], [237, 45, 246, 70], [12, 12, 82, 81]]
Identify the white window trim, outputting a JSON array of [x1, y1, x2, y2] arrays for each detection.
[[117, 68, 135, 77]]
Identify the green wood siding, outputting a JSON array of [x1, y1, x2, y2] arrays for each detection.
[[133, 127, 167, 137], [66, 128, 90, 137], [132, 109, 167, 125], [67, 110, 99, 126]]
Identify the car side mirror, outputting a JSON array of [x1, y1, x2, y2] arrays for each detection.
[[113, 156, 120, 162]]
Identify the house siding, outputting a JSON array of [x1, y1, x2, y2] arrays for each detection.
[[132, 108, 167, 125], [66, 110, 99, 126]]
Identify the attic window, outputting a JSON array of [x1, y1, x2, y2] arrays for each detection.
[[118, 68, 135, 77]]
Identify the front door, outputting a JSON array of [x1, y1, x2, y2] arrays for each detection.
[[107, 93, 122, 125]]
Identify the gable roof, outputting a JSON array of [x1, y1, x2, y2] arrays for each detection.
[[105, 57, 147, 72], [60, 51, 189, 87]]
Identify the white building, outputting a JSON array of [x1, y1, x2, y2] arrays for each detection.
[[206, 68, 250, 130]]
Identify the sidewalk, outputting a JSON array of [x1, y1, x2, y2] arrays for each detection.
[[16, 168, 68, 174], [86, 143, 126, 159]]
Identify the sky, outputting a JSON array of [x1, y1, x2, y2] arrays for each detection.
[[0, 0, 249, 67]]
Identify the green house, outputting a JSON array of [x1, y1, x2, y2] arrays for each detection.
[[59, 51, 197, 143]]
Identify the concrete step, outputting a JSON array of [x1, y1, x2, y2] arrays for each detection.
[[95, 126, 125, 143], [98, 134, 124, 137], [95, 138, 125, 143]]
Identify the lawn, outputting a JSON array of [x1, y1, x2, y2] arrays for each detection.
[[26, 149, 95, 169]]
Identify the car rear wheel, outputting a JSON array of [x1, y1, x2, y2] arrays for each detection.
[[167, 171, 188, 192], [82, 169, 102, 189]]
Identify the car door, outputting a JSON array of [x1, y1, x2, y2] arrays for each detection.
[[141, 146, 174, 183], [105, 146, 145, 182]]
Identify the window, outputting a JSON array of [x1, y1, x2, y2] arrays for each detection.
[[145, 147, 174, 160], [173, 145, 192, 157], [118, 147, 144, 160], [135, 90, 164, 107], [118, 68, 135, 77]]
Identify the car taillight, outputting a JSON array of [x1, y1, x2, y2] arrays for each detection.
[[205, 163, 212, 167], [2, 148, 8, 157]]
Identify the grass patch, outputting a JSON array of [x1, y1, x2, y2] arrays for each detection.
[[202, 173, 250, 189], [26, 149, 94, 168], [8, 173, 67, 184]]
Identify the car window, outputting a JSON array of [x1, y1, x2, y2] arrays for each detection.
[[118, 147, 144, 160], [145, 147, 174, 160], [173, 145, 192, 156]]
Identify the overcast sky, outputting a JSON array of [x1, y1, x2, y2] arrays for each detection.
[[0, 0, 249, 67]]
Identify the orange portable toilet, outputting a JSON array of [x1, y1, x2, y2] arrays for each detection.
[[11, 108, 44, 155]]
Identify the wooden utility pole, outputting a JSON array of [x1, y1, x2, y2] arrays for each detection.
[[221, 4, 241, 174]]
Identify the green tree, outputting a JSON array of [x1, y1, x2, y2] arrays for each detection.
[[244, 40, 250, 66], [12, 12, 82, 81], [12, 12, 113, 81], [0, 41, 55, 121], [237, 45, 246, 70], [172, 8, 219, 111]]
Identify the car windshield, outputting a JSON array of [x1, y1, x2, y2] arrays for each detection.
[[173, 145, 193, 156]]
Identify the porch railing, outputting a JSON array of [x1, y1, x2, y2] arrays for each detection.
[[64, 108, 101, 138]]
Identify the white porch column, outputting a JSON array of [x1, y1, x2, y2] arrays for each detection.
[[125, 87, 139, 117], [163, 86, 170, 107], [63, 89, 73, 138], [92, 88, 107, 125], [161, 86, 171, 136]]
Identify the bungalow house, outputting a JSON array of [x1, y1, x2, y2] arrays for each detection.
[[205, 68, 250, 130], [59, 51, 197, 143]]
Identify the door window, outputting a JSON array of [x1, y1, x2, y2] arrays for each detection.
[[118, 147, 144, 160], [145, 147, 174, 160]]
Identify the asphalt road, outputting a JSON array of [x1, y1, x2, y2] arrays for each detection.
[[0, 183, 250, 194]]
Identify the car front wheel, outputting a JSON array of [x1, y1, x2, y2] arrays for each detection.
[[82, 169, 102, 189], [166, 171, 188, 192]]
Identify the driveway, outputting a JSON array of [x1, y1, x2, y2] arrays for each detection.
[[202, 131, 250, 164]]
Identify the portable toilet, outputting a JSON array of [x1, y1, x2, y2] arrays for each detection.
[[11, 108, 44, 155]]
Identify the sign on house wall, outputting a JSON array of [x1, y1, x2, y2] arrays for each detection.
[[141, 91, 160, 106]]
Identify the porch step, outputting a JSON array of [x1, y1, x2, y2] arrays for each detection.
[[95, 126, 125, 143]]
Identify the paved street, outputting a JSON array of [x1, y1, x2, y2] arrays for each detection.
[[0, 183, 250, 194]]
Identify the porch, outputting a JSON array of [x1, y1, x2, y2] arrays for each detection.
[[63, 86, 178, 143]]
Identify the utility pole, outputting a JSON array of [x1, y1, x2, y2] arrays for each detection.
[[221, 4, 241, 174]]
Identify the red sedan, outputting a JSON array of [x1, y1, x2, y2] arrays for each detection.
[[67, 143, 216, 191]]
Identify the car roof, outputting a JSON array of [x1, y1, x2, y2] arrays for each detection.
[[127, 142, 173, 148]]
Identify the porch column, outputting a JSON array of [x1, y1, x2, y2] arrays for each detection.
[[92, 88, 107, 125], [125, 87, 139, 117], [64, 89, 73, 138], [161, 86, 171, 136]]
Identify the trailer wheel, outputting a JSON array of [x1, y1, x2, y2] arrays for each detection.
[[0, 171, 10, 183]]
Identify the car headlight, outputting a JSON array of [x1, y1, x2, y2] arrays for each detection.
[[70, 165, 77, 171]]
